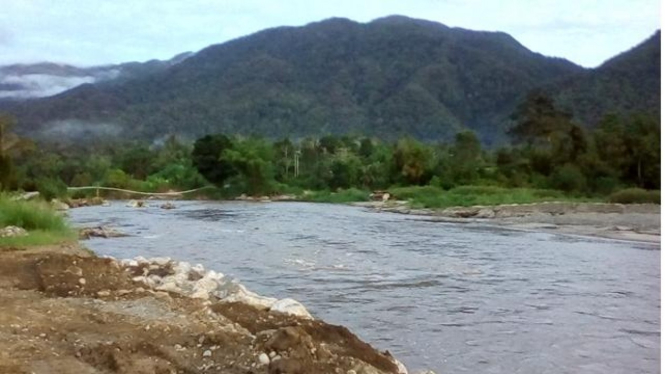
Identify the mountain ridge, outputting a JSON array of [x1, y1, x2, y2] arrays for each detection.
[[2, 16, 658, 145]]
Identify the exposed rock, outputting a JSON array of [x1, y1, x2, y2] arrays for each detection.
[[0, 226, 28, 238], [220, 284, 278, 310], [160, 202, 176, 209], [51, 199, 70, 211], [475, 208, 496, 218], [78, 226, 128, 240], [126, 199, 146, 208], [270, 298, 313, 319], [67, 197, 108, 208], [258, 352, 270, 365]]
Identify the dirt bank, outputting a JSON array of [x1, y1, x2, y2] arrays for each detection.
[[0, 244, 405, 374], [356, 201, 661, 244]]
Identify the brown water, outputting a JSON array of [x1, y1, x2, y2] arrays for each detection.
[[70, 201, 661, 373]]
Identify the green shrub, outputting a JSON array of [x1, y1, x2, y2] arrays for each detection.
[[388, 186, 444, 201], [608, 188, 660, 204], [36, 178, 68, 201], [550, 164, 587, 193], [0, 195, 70, 233]]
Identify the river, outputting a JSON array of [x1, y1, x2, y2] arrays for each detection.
[[69, 201, 660, 373]]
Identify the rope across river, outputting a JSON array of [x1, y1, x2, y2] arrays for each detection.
[[66, 186, 215, 197]]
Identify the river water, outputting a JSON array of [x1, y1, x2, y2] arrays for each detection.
[[69, 201, 660, 373]]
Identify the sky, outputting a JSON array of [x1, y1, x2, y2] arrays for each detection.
[[0, 0, 660, 68]]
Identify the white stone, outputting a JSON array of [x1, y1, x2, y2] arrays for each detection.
[[78, 278, 87, 285], [191, 288, 210, 299], [393, 358, 409, 374], [222, 284, 277, 309], [173, 261, 191, 275], [202, 350, 212, 357], [156, 281, 180, 293], [269, 298, 312, 319], [258, 353, 270, 365], [0, 226, 27, 238], [191, 264, 206, 276], [121, 259, 139, 267], [151, 257, 171, 266]]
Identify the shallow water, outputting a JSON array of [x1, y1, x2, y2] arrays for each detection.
[[69, 201, 660, 373]]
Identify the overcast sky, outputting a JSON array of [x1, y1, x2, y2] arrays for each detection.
[[0, 0, 660, 68]]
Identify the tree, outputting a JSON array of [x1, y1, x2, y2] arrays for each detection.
[[191, 135, 237, 187], [449, 131, 482, 185], [0, 114, 33, 190], [391, 138, 434, 185], [222, 137, 275, 196], [508, 91, 574, 147]]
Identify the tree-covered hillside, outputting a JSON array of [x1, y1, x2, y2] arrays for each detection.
[[7, 16, 584, 144], [550, 30, 660, 126]]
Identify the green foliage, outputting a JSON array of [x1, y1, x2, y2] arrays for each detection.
[[0, 195, 75, 246], [36, 178, 68, 201], [549, 164, 587, 193], [0, 195, 70, 232], [608, 188, 660, 204], [192, 135, 237, 187]]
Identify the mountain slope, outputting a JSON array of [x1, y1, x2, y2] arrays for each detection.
[[5, 16, 588, 143], [551, 30, 660, 125]]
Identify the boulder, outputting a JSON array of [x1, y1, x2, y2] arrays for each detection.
[[160, 202, 176, 209], [79, 226, 128, 239], [0, 226, 27, 238], [51, 199, 70, 211], [270, 298, 312, 319], [126, 200, 146, 208]]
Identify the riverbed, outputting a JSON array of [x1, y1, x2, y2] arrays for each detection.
[[69, 201, 660, 373]]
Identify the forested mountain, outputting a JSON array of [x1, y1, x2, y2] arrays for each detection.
[[0, 52, 192, 100], [550, 31, 660, 125], [3, 16, 659, 144]]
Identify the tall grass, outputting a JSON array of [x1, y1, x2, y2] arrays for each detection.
[[0, 195, 74, 246], [388, 185, 598, 209], [608, 188, 660, 204]]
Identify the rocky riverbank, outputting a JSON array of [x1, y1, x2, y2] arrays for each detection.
[[0, 243, 409, 374], [355, 201, 661, 244]]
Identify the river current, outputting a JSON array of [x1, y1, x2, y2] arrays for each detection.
[[69, 201, 660, 373]]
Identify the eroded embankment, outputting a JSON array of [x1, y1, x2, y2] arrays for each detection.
[[0, 244, 406, 374]]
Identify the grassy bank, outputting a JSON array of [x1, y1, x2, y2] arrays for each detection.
[[0, 195, 76, 247], [387, 185, 602, 209]]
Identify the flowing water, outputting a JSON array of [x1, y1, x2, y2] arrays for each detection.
[[69, 201, 660, 373]]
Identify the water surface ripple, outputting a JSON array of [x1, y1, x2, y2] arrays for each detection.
[[69, 201, 660, 373]]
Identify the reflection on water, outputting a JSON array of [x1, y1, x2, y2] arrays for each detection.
[[70, 201, 660, 374]]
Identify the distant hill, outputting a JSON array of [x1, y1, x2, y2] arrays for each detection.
[[550, 31, 660, 125], [0, 52, 192, 100], [3, 16, 659, 145]]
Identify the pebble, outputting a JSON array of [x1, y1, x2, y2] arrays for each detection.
[[202, 350, 212, 357], [258, 353, 270, 365], [78, 278, 86, 285]]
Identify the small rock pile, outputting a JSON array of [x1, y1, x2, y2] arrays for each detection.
[[0, 226, 28, 238], [121, 256, 313, 319]]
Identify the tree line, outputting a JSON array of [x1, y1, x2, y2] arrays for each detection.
[[0, 93, 660, 200]]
